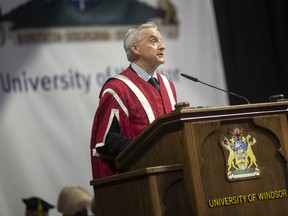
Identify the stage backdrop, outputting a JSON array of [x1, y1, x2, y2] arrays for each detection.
[[0, 0, 228, 215]]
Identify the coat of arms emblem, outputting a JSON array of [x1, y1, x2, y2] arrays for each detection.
[[219, 127, 260, 180]]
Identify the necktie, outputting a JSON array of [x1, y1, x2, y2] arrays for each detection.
[[148, 77, 160, 92]]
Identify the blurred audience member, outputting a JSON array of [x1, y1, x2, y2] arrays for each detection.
[[22, 197, 54, 216], [57, 185, 92, 216]]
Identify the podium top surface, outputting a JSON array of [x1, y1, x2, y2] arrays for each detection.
[[170, 101, 288, 121]]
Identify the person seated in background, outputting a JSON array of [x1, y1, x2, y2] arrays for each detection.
[[22, 197, 54, 216], [57, 185, 92, 216]]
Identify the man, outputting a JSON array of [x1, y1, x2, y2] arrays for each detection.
[[22, 197, 54, 216], [90, 22, 177, 179]]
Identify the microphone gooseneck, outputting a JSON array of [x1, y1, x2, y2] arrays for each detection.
[[180, 73, 250, 104]]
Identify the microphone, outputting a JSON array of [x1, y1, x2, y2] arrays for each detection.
[[180, 73, 250, 104]]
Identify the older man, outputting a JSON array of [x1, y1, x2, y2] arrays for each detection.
[[90, 22, 177, 179]]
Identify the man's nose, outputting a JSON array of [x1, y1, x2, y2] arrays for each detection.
[[159, 41, 165, 50]]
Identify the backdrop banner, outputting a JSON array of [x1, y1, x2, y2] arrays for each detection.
[[0, 0, 228, 215]]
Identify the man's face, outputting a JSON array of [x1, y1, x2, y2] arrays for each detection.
[[134, 27, 165, 71]]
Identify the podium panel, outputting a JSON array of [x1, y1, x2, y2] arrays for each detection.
[[198, 116, 288, 215], [90, 165, 187, 216]]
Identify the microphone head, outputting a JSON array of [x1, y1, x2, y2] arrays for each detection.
[[180, 73, 199, 82]]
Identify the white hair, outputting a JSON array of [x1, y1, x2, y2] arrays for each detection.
[[57, 185, 92, 215], [123, 22, 159, 62]]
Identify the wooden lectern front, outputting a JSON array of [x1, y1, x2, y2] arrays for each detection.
[[90, 101, 288, 216]]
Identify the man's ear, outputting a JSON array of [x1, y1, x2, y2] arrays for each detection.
[[131, 44, 140, 55]]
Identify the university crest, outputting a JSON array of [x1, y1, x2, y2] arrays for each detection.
[[219, 128, 260, 180]]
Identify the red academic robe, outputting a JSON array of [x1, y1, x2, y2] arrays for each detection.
[[90, 67, 177, 179]]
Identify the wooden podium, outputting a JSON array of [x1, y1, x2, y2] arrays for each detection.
[[90, 101, 288, 216]]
